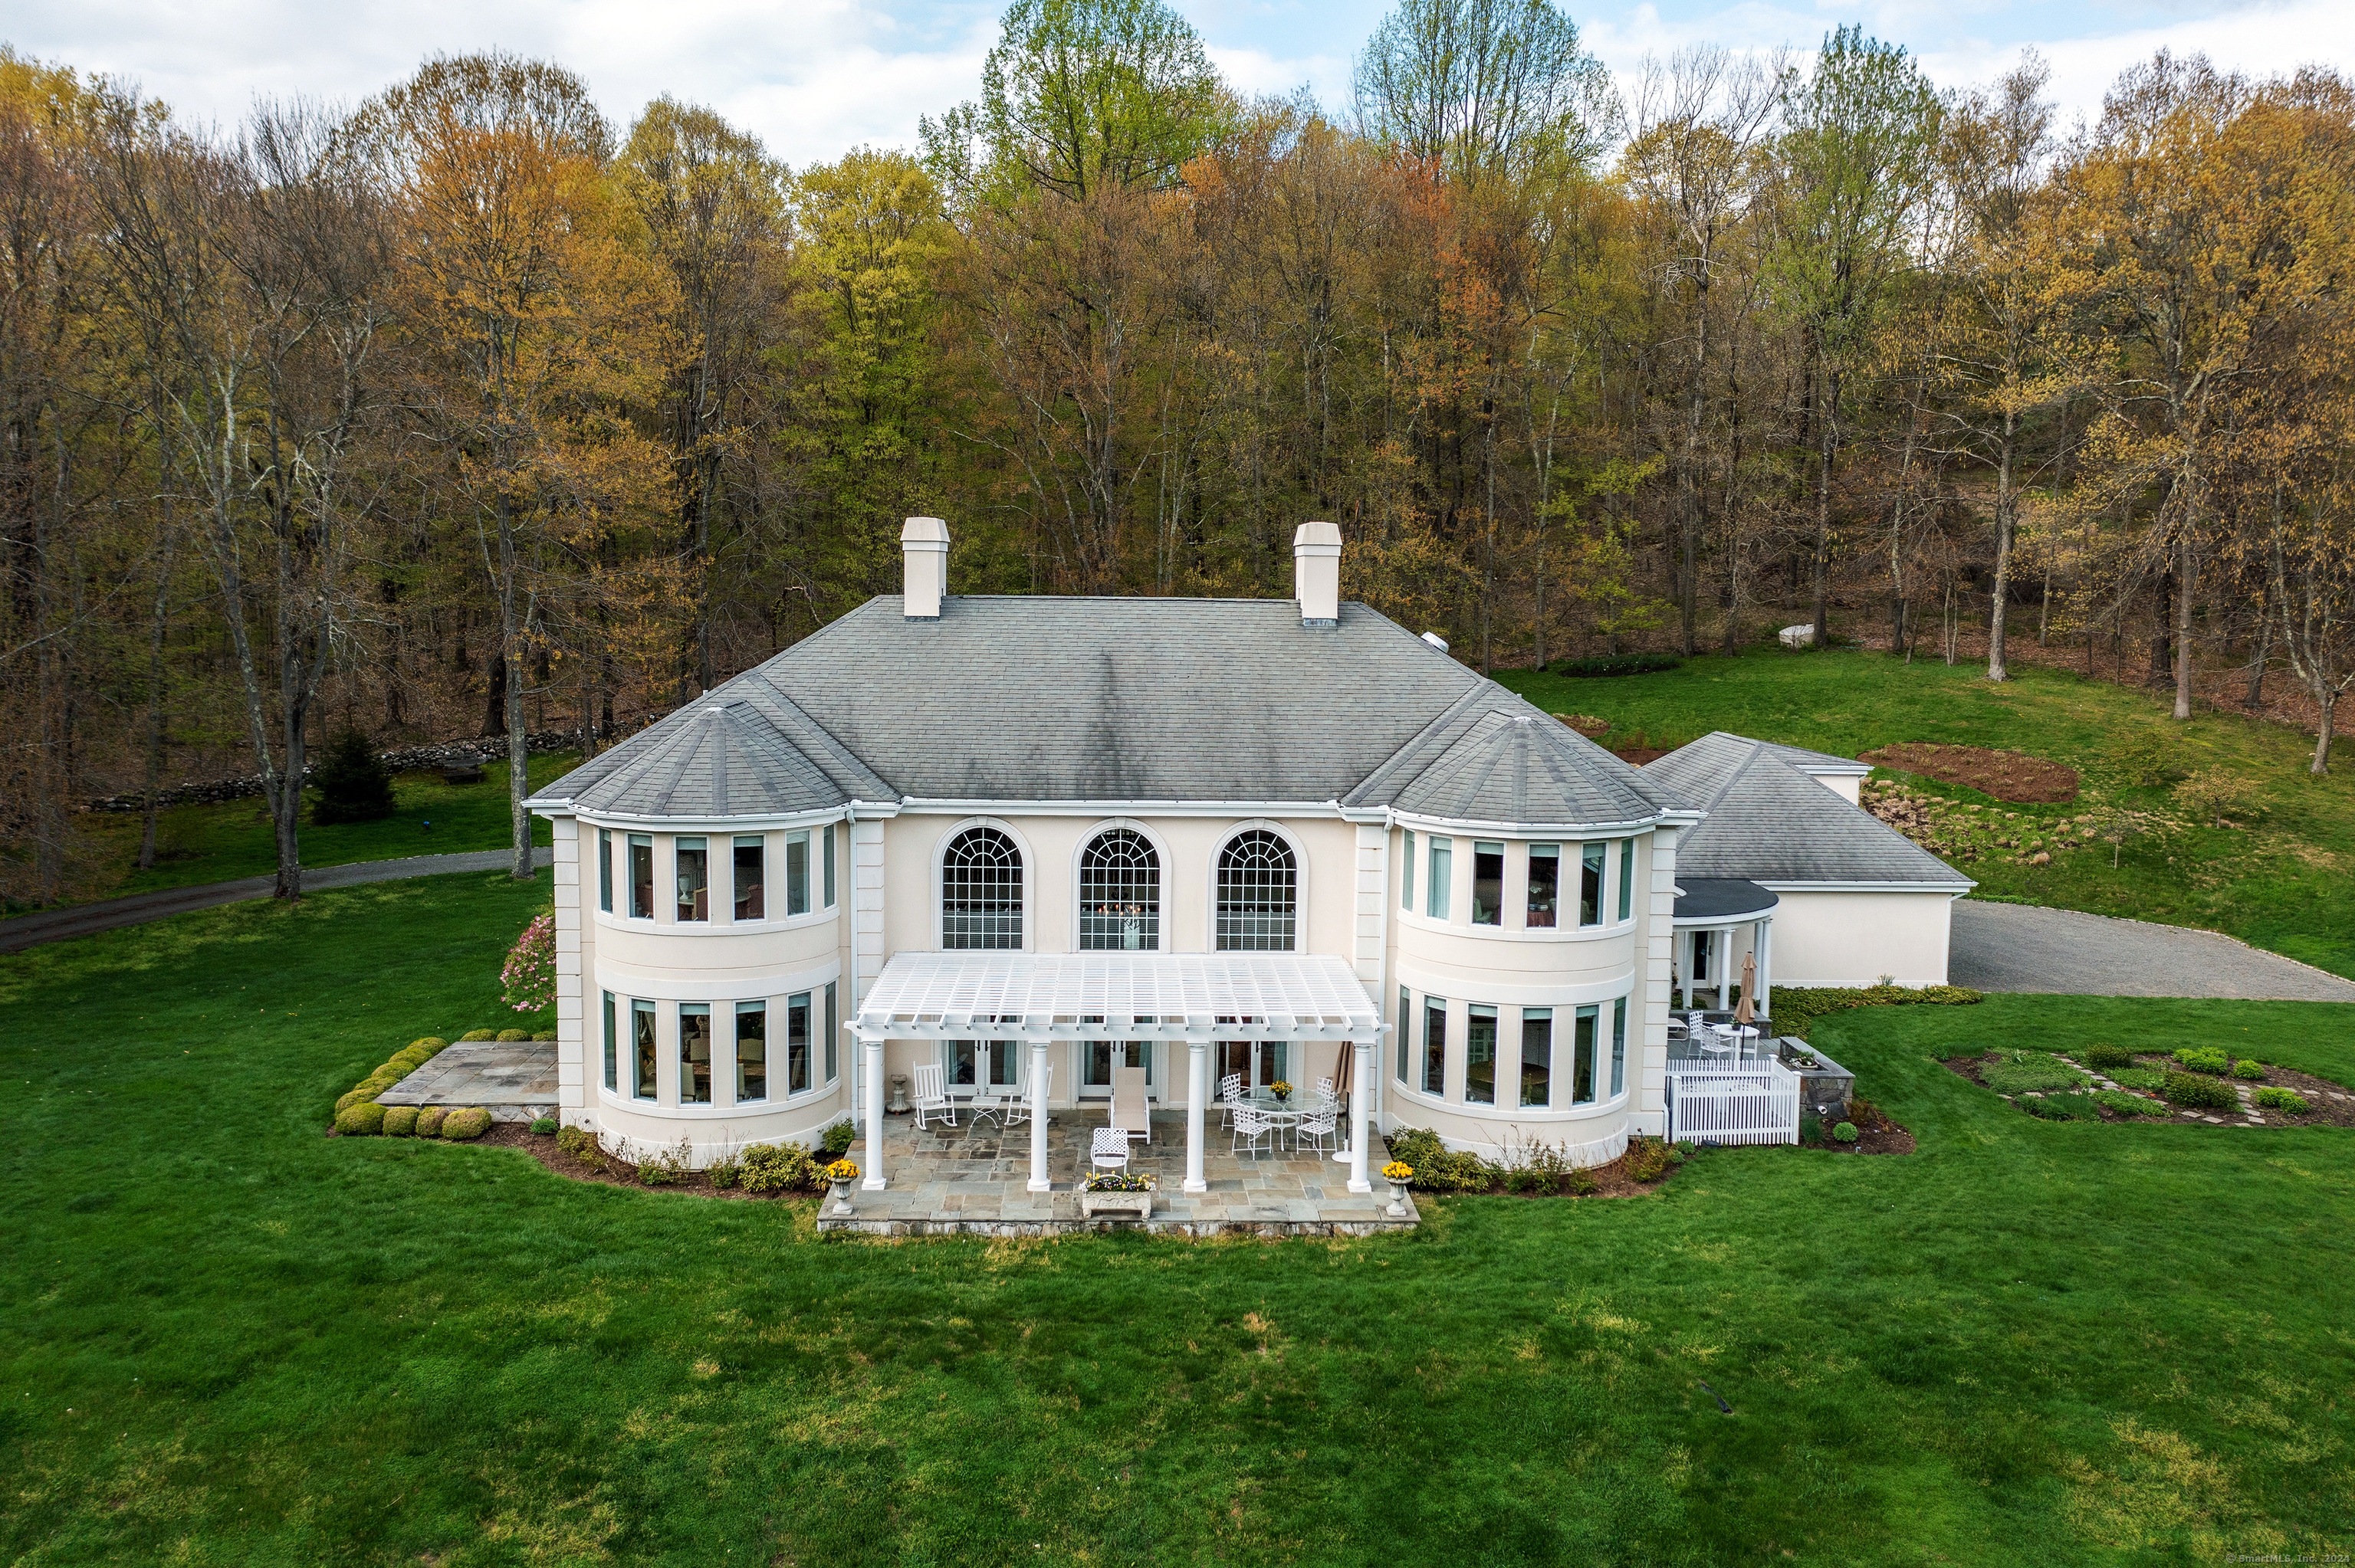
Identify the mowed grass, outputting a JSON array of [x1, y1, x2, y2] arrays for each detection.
[[46, 753, 576, 907], [5, 884, 2353, 1564], [1497, 648, 2355, 979]]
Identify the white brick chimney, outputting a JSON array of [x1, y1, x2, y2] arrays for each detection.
[[901, 517, 949, 620], [1293, 520, 1340, 628]]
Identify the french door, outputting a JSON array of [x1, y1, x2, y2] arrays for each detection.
[[943, 1039, 1021, 1098], [1079, 1040, 1154, 1098], [1215, 1040, 1290, 1093]]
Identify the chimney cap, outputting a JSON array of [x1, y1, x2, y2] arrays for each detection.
[[1293, 520, 1342, 550], [902, 516, 949, 546]]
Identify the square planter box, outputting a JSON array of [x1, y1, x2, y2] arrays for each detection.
[[1079, 1181, 1155, 1220]]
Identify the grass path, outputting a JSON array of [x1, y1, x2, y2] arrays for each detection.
[[1497, 648, 2355, 979], [5, 879, 2352, 1564]]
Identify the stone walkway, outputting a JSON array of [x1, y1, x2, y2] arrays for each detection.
[[1950, 900, 2355, 1002], [822, 1108, 1417, 1237], [378, 1039, 559, 1121], [0, 847, 553, 955]]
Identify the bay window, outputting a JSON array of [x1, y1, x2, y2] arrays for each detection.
[[1526, 844, 1559, 927], [602, 991, 617, 1092], [823, 824, 836, 907], [735, 1001, 767, 1103], [1472, 842, 1503, 926], [1618, 838, 1636, 921], [787, 992, 813, 1095], [1579, 842, 1605, 927], [824, 982, 838, 1083], [785, 830, 811, 917], [1465, 1005, 1497, 1104], [1401, 831, 1415, 910], [1520, 1008, 1552, 1107], [1426, 836, 1451, 920], [1611, 998, 1627, 1097], [1572, 1004, 1598, 1104], [631, 999, 657, 1098], [598, 829, 613, 914], [679, 1003, 712, 1102], [734, 835, 764, 920], [676, 838, 709, 922], [628, 835, 654, 919], [1422, 997, 1447, 1095]]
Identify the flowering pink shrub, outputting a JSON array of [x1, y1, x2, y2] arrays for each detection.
[[501, 911, 557, 1013]]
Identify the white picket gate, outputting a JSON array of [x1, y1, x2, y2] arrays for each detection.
[[1665, 1060, 1801, 1146]]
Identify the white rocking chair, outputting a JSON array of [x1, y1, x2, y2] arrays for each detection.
[[911, 1063, 957, 1130], [997, 1061, 1050, 1129]]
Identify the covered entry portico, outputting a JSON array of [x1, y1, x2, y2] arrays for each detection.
[[849, 950, 1388, 1197]]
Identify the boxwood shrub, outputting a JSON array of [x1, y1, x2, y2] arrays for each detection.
[[820, 1119, 859, 1158], [740, 1142, 817, 1193], [440, 1107, 492, 1140], [2231, 1058, 2267, 1080], [382, 1105, 420, 1137], [2254, 1087, 2308, 1114], [496, 1028, 533, 1042], [334, 1101, 388, 1136], [333, 1087, 380, 1114], [409, 1037, 448, 1052], [415, 1105, 449, 1137], [2173, 1047, 2229, 1075], [461, 1028, 497, 1042], [2164, 1071, 2236, 1109]]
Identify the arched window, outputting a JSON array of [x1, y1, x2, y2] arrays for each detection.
[[1217, 829, 1296, 951], [1079, 828, 1160, 950], [942, 827, 1023, 949]]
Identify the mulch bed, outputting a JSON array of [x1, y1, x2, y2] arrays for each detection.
[[336, 1120, 823, 1200], [1860, 742, 2079, 803], [1797, 1098, 1916, 1154], [1941, 1051, 2355, 1127]]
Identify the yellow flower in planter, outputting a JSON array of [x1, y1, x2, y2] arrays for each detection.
[[1381, 1160, 1414, 1183], [822, 1158, 860, 1184]]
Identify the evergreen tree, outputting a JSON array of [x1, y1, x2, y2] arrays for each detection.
[[310, 729, 396, 824]]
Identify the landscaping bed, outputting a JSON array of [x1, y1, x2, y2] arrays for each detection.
[[1797, 1097, 1915, 1154], [1943, 1044, 2354, 1127], [1859, 741, 2080, 803]]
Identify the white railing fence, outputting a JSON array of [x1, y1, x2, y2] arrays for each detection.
[[1665, 1060, 1801, 1146]]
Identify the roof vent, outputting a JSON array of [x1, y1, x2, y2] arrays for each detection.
[[1421, 630, 1449, 651], [1292, 520, 1341, 628], [901, 517, 949, 620]]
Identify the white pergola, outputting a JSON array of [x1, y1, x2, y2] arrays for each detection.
[[849, 950, 1388, 1197]]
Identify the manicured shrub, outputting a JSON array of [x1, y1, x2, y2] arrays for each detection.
[[333, 1087, 379, 1114], [2231, 1058, 2266, 1080], [531, 1031, 557, 1043], [416, 1105, 449, 1137], [1983, 1051, 2091, 1096], [495, 1028, 532, 1043], [708, 1154, 742, 1189], [1831, 1121, 1859, 1143], [334, 1101, 387, 1136], [440, 1107, 491, 1140], [555, 1124, 595, 1159], [2093, 1090, 2172, 1118], [740, 1141, 816, 1193], [2255, 1087, 2309, 1114], [2108, 1068, 2166, 1091], [2173, 1047, 2229, 1075], [461, 1028, 497, 1042], [529, 1117, 557, 1135], [409, 1037, 448, 1052], [1621, 1137, 1671, 1183], [380, 1105, 419, 1137], [2082, 1044, 2136, 1070], [819, 1119, 859, 1158], [2164, 1071, 2236, 1110], [1383, 1127, 1494, 1192]]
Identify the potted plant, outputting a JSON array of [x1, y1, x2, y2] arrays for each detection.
[[1381, 1160, 1414, 1217], [1079, 1169, 1156, 1219], [823, 1158, 859, 1215], [1269, 1079, 1293, 1105]]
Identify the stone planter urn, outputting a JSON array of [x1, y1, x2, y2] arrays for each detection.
[[1385, 1182, 1410, 1219], [888, 1075, 909, 1114], [827, 1179, 856, 1216]]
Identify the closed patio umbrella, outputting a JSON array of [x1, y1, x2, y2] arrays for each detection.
[[1327, 1042, 1355, 1160], [1735, 951, 1758, 1025]]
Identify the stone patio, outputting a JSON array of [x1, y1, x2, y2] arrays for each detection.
[[376, 1039, 559, 1122], [819, 1107, 1419, 1237]]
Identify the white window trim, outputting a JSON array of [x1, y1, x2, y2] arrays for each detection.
[[1067, 818, 1175, 953], [590, 828, 842, 937], [1384, 988, 1634, 1120], [595, 981, 842, 1117], [932, 815, 1037, 953], [1204, 818, 1309, 953]]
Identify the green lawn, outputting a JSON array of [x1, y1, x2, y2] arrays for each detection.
[[1497, 648, 2355, 979], [5, 879, 2352, 1564], [47, 753, 576, 906]]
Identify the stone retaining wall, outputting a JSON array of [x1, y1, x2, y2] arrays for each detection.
[[85, 730, 585, 814]]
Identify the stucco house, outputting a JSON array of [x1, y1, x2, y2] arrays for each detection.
[[524, 519, 1969, 1197]]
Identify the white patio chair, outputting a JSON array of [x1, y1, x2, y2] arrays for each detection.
[[1111, 1064, 1151, 1144], [1216, 1072, 1244, 1129], [1231, 1106, 1276, 1160], [1001, 1061, 1049, 1129], [1296, 1107, 1338, 1155], [1696, 1025, 1737, 1064], [911, 1064, 957, 1130], [1090, 1126, 1131, 1175]]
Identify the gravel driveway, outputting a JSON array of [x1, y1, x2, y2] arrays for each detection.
[[1950, 900, 2355, 1001]]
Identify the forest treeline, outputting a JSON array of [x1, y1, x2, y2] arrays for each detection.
[[4, 0, 2354, 905]]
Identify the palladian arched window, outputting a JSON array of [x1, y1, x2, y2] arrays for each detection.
[[1216, 829, 1296, 951], [1079, 828, 1160, 950], [942, 827, 1023, 949]]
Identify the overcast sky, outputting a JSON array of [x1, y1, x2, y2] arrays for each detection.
[[8, 0, 2350, 166]]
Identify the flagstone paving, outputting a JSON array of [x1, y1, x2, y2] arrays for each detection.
[[819, 1108, 1417, 1237], [376, 1039, 558, 1120]]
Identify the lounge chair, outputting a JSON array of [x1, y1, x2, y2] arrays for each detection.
[[1111, 1064, 1151, 1144]]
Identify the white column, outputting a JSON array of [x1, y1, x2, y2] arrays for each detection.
[[1717, 927, 1733, 1011], [550, 816, 586, 1124], [1185, 1039, 1208, 1193], [1348, 1038, 1374, 1193], [861, 1038, 886, 1189], [1757, 920, 1774, 1026], [1639, 825, 1682, 1138], [1027, 1040, 1051, 1192]]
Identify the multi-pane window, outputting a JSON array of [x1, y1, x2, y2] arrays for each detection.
[[602, 990, 617, 1092], [1426, 835, 1451, 920], [1465, 1005, 1497, 1104], [734, 835, 764, 920], [824, 982, 839, 1083], [785, 830, 811, 917], [1400, 831, 1416, 909], [736, 1001, 767, 1102], [599, 829, 613, 914], [1572, 1004, 1598, 1104], [1422, 998, 1447, 1095], [786, 992, 812, 1095], [676, 838, 709, 922], [942, 827, 1023, 948], [1520, 1008, 1552, 1107], [1472, 842, 1504, 926], [1579, 842, 1605, 927], [823, 825, 836, 908], [628, 835, 654, 919], [631, 999, 658, 1098], [1079, 828, 1161, 950], [1527, 844, 1559, 928], [1610, 998, 1627, 1097], [1216, 830, 1296, 951], [679, 1003, 713, 1102], [1396, 986, 1411, 1084], [1617, 838, 1635, 921]]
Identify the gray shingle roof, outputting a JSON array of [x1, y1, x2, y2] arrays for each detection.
[[1645, 733, 1971, 887], [530, 595, 1684, 828], [1756, 737, 1870, 774]]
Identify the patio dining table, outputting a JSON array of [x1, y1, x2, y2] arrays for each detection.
[[1243, 1093, 1345, 1154]]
